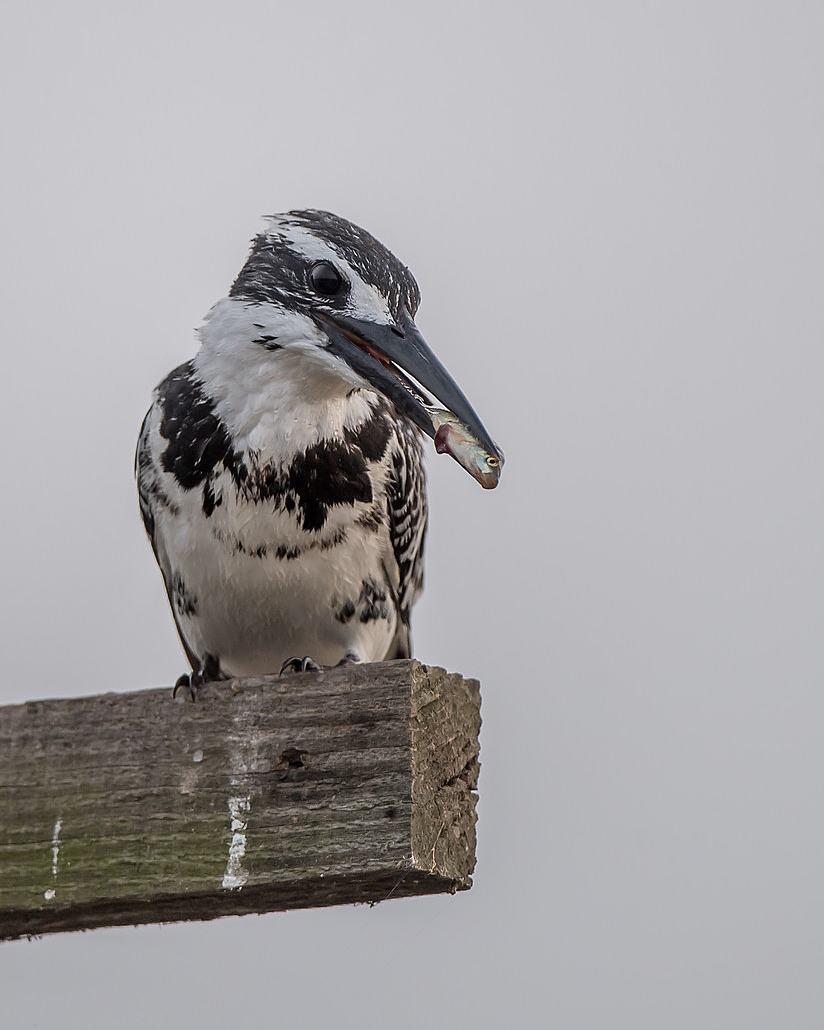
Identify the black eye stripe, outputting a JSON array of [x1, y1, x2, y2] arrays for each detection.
[[309, 261, 347, 297]]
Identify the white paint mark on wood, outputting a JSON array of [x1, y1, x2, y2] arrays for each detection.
[[221, 713, 261, 890], [192, 749, 204, 763], [51, 817, 62, 877], [44, 817, 63, 901], [51, 818, 63, 877], [222, 795, 251, 890]]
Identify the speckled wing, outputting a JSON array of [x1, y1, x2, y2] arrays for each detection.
[[385, 420, 428, 658], [135, 408, 160, 560], [134, 365, 202, 672]]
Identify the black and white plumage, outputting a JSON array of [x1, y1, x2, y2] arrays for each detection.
[[136, 210, 499, 688]]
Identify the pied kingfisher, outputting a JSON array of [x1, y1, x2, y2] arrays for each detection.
[[136, 210, 500, 694]]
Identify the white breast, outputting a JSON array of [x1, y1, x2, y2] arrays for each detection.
[[142, 399, 401, 677]]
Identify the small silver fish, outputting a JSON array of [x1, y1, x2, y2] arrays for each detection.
[[425, 406, 504, 489]]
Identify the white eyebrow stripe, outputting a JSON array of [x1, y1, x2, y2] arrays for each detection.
[[266, 220, 394, 326]]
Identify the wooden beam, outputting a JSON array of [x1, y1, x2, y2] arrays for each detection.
[[0, 660, 480, 940]]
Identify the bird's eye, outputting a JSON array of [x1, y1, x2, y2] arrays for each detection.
[[309, 261, 346, 297]]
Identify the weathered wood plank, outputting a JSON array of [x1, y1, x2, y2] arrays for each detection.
[[0, 660, 480, 940]]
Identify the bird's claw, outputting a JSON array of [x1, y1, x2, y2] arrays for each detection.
[[173, 672, 198, 701], [172, 653, 223, 701], [280, 656, 323, 675], [279, 651, 361, 676]]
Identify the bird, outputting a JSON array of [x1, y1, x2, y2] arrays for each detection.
[[136, 209, 500, 695]]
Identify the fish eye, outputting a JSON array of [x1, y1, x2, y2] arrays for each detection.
[[309, 261, 347, 297], [486, 456, 499, 468]]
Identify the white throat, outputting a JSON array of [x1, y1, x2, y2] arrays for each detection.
[[193, 297, 379, 464]]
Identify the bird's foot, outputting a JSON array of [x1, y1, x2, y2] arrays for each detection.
[[173, 653, 223, 701], [279, 656, 323, 675], [279, 651, 361, 676], [336, 651, 360, 667]]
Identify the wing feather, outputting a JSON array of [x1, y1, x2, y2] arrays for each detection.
[[385, 421, 427, 658]]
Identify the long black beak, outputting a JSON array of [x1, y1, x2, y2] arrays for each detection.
[[314, 307, 500, 460]]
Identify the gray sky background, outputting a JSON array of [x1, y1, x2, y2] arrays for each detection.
[[2, 2, 822, 1027]]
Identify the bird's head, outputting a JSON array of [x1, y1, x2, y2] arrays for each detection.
[[220, 209, 500, 472]]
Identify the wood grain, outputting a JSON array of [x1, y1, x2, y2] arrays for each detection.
[[0, 660, 480, 940]]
